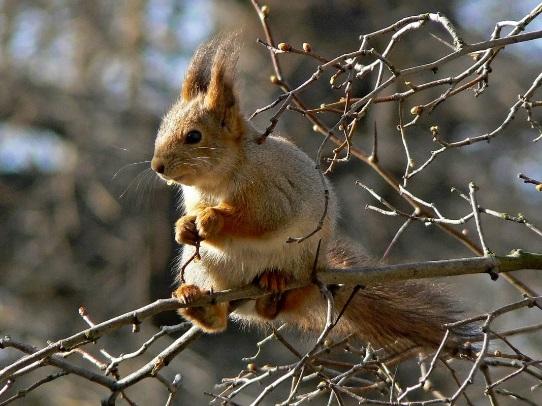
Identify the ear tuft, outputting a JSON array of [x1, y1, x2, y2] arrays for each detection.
[[181, 34, 240, 103], [204, 34, 239, 112], [181, 44, 212, 101]]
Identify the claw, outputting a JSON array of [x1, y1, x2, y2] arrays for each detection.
[[257, 269, 290, 293], [173, 284, 205, 304]]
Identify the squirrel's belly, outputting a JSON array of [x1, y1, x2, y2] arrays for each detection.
[[191, 234, 323, 290]]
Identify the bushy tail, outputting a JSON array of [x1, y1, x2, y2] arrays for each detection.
[[323, 240, 477, 354]]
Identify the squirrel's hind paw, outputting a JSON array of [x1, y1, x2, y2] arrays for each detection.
[[173, 284, 228, 333], [173, 284, 204, 304], [179, 304, 229, 333], [257, 269, 291, 293], [255, 295, 282, 319], [254, 270, 289, 320]]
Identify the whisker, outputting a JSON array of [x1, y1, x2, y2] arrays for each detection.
[[134, 170, 163, 209], [112, 160, 151, 180], [119, 168, 153, 199], [134, 169, 152, 194], [170, 159, 202, 169], [146, 174, 165, 207]]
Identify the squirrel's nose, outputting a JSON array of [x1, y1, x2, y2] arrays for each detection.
[[151, 157, 165, 174]]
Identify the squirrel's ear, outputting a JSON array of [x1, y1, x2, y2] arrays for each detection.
[[182, 35, 242, 132], [204, 54, 237, 115]]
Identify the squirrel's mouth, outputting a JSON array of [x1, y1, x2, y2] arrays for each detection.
[[156, 168, 197, 185], [161, 174, 198, 187], [157, 174, 184, 185], [172, 176, 188, 184], [155, 173, 178, 184]]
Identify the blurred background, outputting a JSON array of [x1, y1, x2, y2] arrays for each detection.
[[0, 0, 541, 404]]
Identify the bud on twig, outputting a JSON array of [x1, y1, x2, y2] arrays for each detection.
[[278, 42, 292, 52], [404, 81, 417, 90], [410, 105, 423, 115]]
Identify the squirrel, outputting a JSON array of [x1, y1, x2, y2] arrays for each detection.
[[150, 37, 474, 355]]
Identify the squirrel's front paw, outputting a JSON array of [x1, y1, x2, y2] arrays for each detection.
[[196, 207, 224, 240], [175, 215, 200, 246]]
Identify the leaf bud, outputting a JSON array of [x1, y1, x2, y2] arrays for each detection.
[[410, 105, 423, 115], [278, 42, 291, 52]]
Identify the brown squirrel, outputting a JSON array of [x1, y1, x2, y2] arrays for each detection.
[[150, 37, 473, 354]]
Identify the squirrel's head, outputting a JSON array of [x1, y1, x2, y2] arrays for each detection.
[[151, 36, 245, 188]]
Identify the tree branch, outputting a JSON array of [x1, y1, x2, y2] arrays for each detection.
[[2, 250, 541, 387]]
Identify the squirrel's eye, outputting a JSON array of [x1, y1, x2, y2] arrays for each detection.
[[185, 130, 202, 144]]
